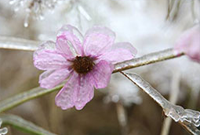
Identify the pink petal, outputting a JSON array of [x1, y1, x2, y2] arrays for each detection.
[[174, 25, 200, 63], [34, 41, 57, 58], [56, 35, 74, 59], [75, 74, 94, 110], [99, 42, 137, 64], [187, 33, 200, 62], [55, 72, 78, 110], [89, 60, 114, 89], [34, 50, 70, 70], [57, 25, 83, 56], [37, 40, 57, 50], [83, 26, 116, 56], [39, 68, 71, 89]]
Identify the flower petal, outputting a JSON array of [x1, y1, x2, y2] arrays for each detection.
[[56, 35, 74, 59], [55, 72, 78, 110], [89, 60, 114, 89], [39, 68, 71, 89], [75, 74, 94, 110], [57, 25, 83, 56], [83, 26, 116, 56], [34, 49, 70, 70], [174, 25, 200, 63], [99, 42, 137, 64]]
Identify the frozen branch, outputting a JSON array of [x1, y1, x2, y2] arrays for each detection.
[[0, 36, 40, 51], [0, 114, 57, 135], [0, 85, 63, 113], [161, 71, 181, 135], [121, 72, 200, 135], [113, 48, 184, 73]]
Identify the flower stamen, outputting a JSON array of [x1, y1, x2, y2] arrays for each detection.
[[72, 56, 95, 74]]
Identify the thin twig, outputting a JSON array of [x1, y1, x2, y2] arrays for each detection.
[[113, 48, 184, 73], [0, 114, 57, 135], [0, 36, 40, 51], [0, 85, 63, 113], [121, 72, 200, 135]]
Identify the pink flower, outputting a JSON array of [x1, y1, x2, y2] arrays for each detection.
[[174, 25, 200, 63], [33, 25, 137, 110]]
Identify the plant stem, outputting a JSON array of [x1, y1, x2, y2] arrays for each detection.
[[0, 114, 57, 135], [0, 85, 62, 113], [113, 48, 184, 73], [0, 36, 40, 51]]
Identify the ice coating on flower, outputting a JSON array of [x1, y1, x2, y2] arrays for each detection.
[[174, 25, 200, 63], [33, 25, 137, 110]]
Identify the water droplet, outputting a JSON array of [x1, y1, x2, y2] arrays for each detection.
[[24, 14, 30, 27]]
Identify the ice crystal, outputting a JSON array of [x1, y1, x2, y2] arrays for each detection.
[[0, 120, 7, 135], [9, 0, 64, 27]]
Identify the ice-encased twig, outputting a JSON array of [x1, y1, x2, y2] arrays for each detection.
[[181, 121, 200, 135], [0, 114, 56, 135], [161, 71, 181, 135], [0, 36, 40, 51], [0, 84, 63, 113], [0, 119, 8, 135], [113, 48, 184, 73], [121, 72, 200, 135]]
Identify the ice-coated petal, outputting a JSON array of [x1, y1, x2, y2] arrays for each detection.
[[89, 60, 114, 89], [174, 25, 200, 63], [99, 42, 137, 64], [37, 40, 57, 51], [75, 74, 94, 110], [39, 68, 71, 89], [34, 41, 57, 58], [55, 71, 95, 110], [34, 49, 70, 70], [57, 25, 83, 56], [55, 72, 78, 110], [83, 26, 116, 56]]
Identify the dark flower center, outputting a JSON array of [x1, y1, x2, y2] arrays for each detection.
[[72, 56, 95, 74]]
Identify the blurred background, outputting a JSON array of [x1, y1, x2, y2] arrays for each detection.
[[0, 0, 200, 135]]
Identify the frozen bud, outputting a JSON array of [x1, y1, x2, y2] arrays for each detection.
[[174, 25, 200, 63]]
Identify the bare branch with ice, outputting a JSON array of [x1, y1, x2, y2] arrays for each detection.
[[121, 72, 200, 135]]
